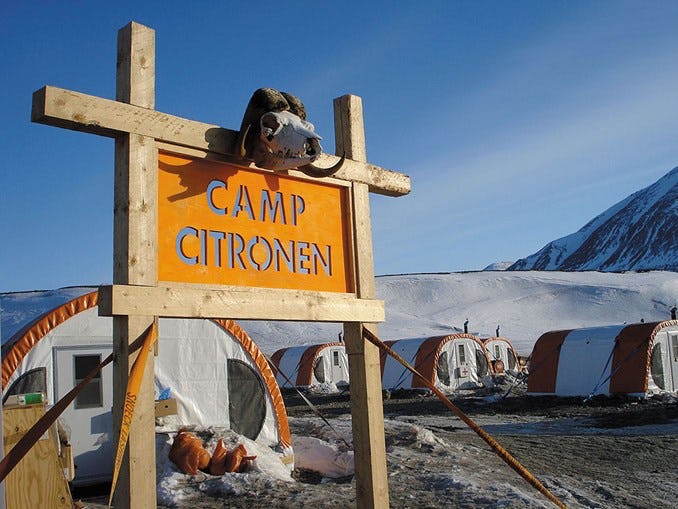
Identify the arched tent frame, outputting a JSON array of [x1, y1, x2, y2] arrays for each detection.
[[483, 336, 522, 374], [271, 342, 349, 387], [380, 334, 492, 390], [527, 320, 678, 396], [1, 291, 291, 449]]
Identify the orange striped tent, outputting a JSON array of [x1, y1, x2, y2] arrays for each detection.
[[270, 342, 349, 388], [379, 334, 492, 391], [527, 321, 678, 397], [1, 288, 291, 486], [483, 336, 524, 375]]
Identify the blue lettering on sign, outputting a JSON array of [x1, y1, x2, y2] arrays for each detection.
[[207, 180, 227, 215], [176, 226, 199, 265], [175, 182, 334, 276]]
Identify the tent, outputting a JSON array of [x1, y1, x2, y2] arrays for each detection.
[[1, 288, 291, 485], [527, 320, 678, 397], [270, 342, 349, 388], [379, 334, 492, 391], [483, 336, 522, 375]]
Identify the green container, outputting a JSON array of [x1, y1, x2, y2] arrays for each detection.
[[18, 392, 44, 405]]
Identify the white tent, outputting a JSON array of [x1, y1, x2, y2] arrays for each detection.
[[270, 342, 349, 388], [380, 334, 491, 391], [1, 288, 291, 485], [527, 320, 678, 397], [483, 337, 522, 375]]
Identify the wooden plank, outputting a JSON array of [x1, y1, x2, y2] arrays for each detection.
[[111, 21, 157, 509], [3, 404, 72, 509], [98, 284, 385, 323], [336, 94, 390, 509], [31, 86, 237, 155], [31, 86, 411, 197]]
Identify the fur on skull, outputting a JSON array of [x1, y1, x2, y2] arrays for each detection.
[[236, 88, 344, 177]]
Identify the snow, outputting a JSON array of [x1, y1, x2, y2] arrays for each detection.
[[239, 270, 678, 356], [292, 436, 354, 478], [512, 166, 678, 272], [155, 427, 294, 506]]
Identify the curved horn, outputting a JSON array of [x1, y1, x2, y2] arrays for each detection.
[[235, 123, 251, 159], [298, 153, 346, 178]]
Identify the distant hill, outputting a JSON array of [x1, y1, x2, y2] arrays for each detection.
[[238, 271, 678, 355], [509, 166, 678, 272], [483, 261, 513, 271], [3, 272, 677, 357]]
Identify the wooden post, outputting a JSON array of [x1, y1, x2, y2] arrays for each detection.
[[336, 95, 390, 508], [112, 22, 158, 509]]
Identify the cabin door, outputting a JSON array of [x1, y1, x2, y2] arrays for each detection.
[[53, 345, 113, 485]]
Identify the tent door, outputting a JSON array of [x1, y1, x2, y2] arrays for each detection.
[[453, 342, 471, 382], [666, 332, 678, 391], [53, 345, 113, 485], [227, 359, 266, 440], [329, 348, 345, 383]]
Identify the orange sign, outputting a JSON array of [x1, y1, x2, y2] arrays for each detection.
[[158, 151, 354, 293]]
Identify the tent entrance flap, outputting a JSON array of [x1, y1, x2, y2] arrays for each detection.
[[227, 359, 266, 440]]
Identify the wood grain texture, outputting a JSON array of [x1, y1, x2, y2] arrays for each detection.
[[31, 86, 410, 197], [336, 94, 390, 509], [3, 405, 72, 509], [111, 21, 157, 509], [98, 284, 385, 323]]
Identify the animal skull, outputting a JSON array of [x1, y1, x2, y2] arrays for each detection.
[[236, 88, 345, 177], [256, 110, 322, 170]]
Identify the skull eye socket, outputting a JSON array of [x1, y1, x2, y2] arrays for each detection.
[[261, 113, 281, 130]]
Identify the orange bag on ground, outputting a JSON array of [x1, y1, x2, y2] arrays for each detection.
[[208, 439, 229, 475], [209, 442, 257, 474], [168, 431, 211, 475]]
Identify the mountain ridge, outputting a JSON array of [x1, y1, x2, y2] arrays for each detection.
[[509, 166, 678, 272]]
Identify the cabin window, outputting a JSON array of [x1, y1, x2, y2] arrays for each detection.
[[313, 357, 326, 383], [3, 368, 47, 404], [457, 344, 466, 365], [508, 350, 517, 370], [671, 334, 678, 361], [475, 349, 489, 378], [74, 354, 103, 409], [227, 359, 266, 440], [436, 351, 450, 386], [333, 350, 340, 367], [494, 345, 501, 360], [650, 343, 665, 390]]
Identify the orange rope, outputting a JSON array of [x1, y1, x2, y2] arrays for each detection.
[[363, 327, 567, 509]]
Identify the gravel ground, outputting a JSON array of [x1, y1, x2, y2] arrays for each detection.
[[77, 384, 678, 508]]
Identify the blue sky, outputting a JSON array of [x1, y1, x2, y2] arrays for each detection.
[[2, 1, 678, 292]]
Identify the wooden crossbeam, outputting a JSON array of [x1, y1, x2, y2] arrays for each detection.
[[98, 284, 385, 322], [32, 86, 410, 197]]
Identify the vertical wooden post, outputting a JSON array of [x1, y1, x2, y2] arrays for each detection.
[[336, 95, 390, 508], [112, 22, 158, 509]]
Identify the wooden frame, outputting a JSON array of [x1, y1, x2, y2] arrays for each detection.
[[31, 21, 410, 509]]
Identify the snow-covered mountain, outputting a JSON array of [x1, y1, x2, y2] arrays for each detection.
[[509, 167, 678, 272]]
